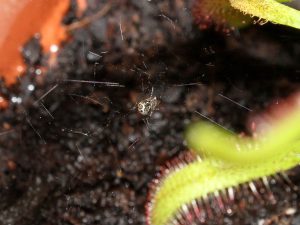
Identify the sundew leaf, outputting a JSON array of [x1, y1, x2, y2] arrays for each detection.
[[229, 0, 300, 28], [149, 149, 300, 225], [149, 115, 300, 224], [148, 95, 300, 225], [193, 0, 300, 30]]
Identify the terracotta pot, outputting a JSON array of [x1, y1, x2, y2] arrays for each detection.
[[0, 0, 70, 85]]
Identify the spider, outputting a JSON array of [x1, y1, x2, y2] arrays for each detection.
[[137, 88, 160, 117], [137, 96, 159, 116]]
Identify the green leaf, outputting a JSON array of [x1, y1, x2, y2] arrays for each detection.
[[229, 0, 300, 28]]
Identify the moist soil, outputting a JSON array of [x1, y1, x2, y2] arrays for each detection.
[[1, 1, 300, 225]]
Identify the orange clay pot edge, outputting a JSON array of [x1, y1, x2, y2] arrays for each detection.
[[0, 0, 70, 85]]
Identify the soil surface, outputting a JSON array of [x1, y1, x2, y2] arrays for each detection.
[[1, 1, 300, 225]]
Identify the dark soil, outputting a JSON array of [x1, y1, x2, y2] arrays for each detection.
[[1, 0, 300, 225]]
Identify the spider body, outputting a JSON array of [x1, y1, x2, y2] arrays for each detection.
[[137, 96, 159, 116]]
